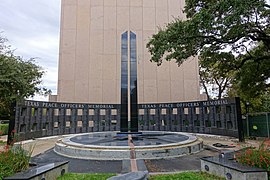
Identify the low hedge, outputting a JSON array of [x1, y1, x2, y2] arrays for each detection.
[[0, 124, 9, 135]]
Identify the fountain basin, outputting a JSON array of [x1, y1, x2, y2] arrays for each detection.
[[54, 131, 203, 160]]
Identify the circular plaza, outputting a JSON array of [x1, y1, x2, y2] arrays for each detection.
[[54, 131, 203, 160]]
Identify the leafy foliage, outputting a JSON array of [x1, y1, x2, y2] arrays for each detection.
[[232, 44, 270, 97], [199, 56, 234, 99], [0, 35, 50, 116], [228, 44, 270, 112], [147, 0, 270, 101], [0, 124, 9, 136], [236, 139, 270, 172], [0, 144, 33, 179], [148, 0, 270, 63]]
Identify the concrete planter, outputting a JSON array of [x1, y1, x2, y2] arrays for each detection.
[[201, 154, 268, 180]]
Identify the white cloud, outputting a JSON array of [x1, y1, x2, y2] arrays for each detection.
[[0, 0, 61, 100]]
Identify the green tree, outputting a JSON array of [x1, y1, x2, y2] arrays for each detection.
[[199, 55, 234, 100], [0, 35, 49, 116], [147, 0, 270, 99], [226, 43, 270, 113], [234, 44, 270, 97]]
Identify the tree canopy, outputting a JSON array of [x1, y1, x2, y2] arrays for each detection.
[[147, 0, 270, 101], [199, 57, 234, 100], [0, 35, 49, 115]]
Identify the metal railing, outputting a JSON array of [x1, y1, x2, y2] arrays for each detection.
[[245, 112, 270, 138]]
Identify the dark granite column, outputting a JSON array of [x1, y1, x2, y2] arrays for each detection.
[[130, 31, 138, 132], [120, 31, 129, 132]]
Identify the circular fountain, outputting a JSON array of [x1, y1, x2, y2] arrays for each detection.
[[54, 131, 203, 160]]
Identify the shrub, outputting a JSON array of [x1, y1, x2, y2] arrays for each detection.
[[236, 139, 270, 172], [0, 130, 34, 179], [0, 124, 9, 136], [0, 144, 33, 179]]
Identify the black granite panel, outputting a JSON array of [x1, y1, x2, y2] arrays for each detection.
[[4, 161, 69, 180], [130, 31, 138, 132], [120, 31, 128, 132], [130, 32, 137, 62], [201, 154, 267, 173], [130, 62, 137, 77]]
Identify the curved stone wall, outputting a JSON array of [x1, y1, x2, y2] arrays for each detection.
[[10, 98, 242, 141]]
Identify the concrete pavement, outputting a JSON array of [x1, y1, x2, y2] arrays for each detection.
[[0, 133, 263, 157], [0, 133, 264, 173]]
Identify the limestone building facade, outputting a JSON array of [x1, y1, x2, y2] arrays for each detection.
[[57, 0, 200, 104]]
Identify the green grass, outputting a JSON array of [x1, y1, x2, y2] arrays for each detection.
[[0, 124, 9, 135], [57, 172, 224, 180], [57, 173, 116, 180], [149, 172, 225, 180]]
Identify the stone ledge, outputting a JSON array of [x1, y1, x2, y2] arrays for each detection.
[[201, 154, 268, 180], [3, 161, 69, 180]]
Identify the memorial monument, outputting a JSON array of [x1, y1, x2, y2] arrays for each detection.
[[56, 0, 201, 131], [8, 1, 243, 163]]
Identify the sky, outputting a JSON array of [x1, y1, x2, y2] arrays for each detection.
[[1, 0, 270, 101], [0, 0, 61, 101]]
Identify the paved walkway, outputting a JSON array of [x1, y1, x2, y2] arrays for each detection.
[[19, 135, 67, 157], [31, 149, 123, 173], [18, 133, 262, 157], [0, 133, 265, 173], [0, 133, 263, 155]]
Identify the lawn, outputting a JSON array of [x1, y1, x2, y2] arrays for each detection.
[[57, 173, 116, 180], [149, 172, 225, 180], [57, 172, 224, 180]]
